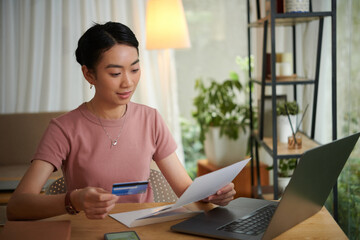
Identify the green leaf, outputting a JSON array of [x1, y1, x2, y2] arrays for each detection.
[[229, 71, 239, 81]]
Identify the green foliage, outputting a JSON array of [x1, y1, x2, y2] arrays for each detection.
[[180, 117, 205, 180], [183, 55, 255, 179], [325, 157, 360, 239], [235, 55, 254, 74], [267, 158, 297, 177], [342, 112, 359, 135], [192, 55, 256, 143], [276, 101, 299, 116], [278, 158, 297, 177], [192, 76, 251, 143]]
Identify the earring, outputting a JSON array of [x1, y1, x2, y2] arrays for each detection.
[[90, 84, 93, 89]]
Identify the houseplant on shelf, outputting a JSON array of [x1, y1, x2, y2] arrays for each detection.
[[278, 158, 297, 193], [268, 158, 297, 193], [276, 101, 299, 143], [192, 72, 252, 167]]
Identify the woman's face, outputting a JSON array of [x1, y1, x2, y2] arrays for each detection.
[[91, 44, 140, 107]]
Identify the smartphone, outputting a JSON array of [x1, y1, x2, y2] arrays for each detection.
[[104, 231, 140, 240]]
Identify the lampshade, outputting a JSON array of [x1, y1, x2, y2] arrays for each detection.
[[146, 0, 191, 49]]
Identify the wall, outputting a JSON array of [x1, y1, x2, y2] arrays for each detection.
[[174, 0, 248, 121]]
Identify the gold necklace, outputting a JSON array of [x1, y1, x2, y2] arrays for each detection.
[[90, 102, 127, 148]]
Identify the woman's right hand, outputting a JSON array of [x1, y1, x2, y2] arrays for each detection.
[[71, 187, 119, 219]]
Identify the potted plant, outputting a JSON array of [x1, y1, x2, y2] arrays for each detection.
[[268, 158, 297, 193], [276, 101, 299, 143], [192, 73, 251, 167], [278, 158, 297, 192]]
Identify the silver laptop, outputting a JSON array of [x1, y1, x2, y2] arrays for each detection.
[[171, 132, 360, 240]]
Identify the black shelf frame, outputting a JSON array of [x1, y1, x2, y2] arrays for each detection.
[[251, 78, 316, 86], [253, 131, 321, 159], [247, 0, 337, 218]]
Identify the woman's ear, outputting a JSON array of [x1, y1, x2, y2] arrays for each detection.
[[81, 65, 96, 85]]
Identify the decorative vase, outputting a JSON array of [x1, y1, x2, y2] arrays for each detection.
[[204, 126, 250, 167], [277, 115, 297, 143]]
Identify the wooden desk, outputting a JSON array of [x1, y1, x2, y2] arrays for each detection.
[[0, 172, 62, 204], [33, 202, 347, 240], [0, 192, 13, 205]]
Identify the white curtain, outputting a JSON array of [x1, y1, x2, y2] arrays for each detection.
[[0, 0, 184, 163]]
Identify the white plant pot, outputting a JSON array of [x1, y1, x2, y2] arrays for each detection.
[[204, 126, 250, 167], [277, 115, 297, 143], [278, 176, 291, 193]]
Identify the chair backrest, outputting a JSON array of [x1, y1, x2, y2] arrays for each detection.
[[0, 111, 65, 166], [45, 170, 178, 203], [149, 169, 178, 203], [45, 177, 66, 195]]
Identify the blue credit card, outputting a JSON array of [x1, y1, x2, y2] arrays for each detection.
[[112, 181, 148, 196]]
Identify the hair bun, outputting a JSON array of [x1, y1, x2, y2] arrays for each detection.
[[75, 22, 139, 69]]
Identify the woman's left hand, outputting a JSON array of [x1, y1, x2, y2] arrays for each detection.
[[201, 183, 236, 206]]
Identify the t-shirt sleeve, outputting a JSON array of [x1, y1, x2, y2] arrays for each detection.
[[152, 109, 177, 161], [32, 119, 70, 171]]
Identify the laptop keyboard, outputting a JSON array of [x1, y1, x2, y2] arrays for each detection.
[[218, 204, 277, 236]]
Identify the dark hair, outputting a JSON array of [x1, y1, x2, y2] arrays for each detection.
[[75, 22, 139, 69]]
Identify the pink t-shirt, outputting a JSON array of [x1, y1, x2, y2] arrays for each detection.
[[32, 102, 177, 203]]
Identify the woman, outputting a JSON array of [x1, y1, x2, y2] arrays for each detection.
[[7, 22, 235, 220]]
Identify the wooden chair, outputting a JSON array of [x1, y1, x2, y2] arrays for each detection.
[[45, 177, 66, 195], [149, 169, 178, 203], [45, 169, 178, 203]]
